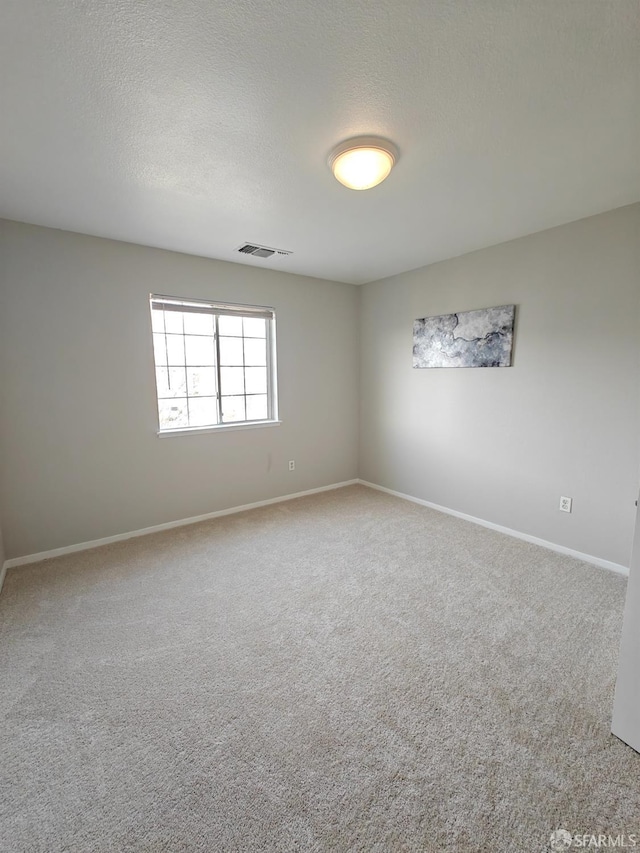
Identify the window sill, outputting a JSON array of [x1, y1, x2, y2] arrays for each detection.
[[157, 420, 282, 438]]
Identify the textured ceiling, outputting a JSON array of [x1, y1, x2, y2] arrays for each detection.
[[1, 0, 639, 284]]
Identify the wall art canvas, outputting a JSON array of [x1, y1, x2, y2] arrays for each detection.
[[413, 304, 515, 368]]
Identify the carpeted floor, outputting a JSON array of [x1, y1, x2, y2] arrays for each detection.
[[0, 485, 638, 852]]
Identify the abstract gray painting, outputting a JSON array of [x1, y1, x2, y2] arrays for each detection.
[[413, 304, 515, 368]]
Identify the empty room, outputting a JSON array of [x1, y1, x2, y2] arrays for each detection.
[[1, 1, 639, 851]]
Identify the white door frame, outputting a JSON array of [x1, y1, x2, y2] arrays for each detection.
[[612, 495, 640, 752]]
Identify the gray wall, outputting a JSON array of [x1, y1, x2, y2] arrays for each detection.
[[2, 206, 638, 567], [0, 393, 4, 570], [359, 204, 640, 568], [0, 221, 359, 559]]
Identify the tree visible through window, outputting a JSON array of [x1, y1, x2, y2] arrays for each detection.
[[150, 295, 277, 432]]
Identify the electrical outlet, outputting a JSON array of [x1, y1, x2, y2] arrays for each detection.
[[559, 496, 572, 513], [288, 460, 295, 471]]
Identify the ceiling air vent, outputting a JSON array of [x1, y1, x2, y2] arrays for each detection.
[[236, 243, 292, 259]]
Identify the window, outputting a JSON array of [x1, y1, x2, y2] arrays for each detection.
[[150, 294, 278, 433]]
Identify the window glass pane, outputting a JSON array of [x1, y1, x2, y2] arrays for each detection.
[[188, 397, 218, 427], [220, 366, 245, 396], [183, 312, 214, 336], [151, 310, 165, 333], [221, 395, 246, 422], [158, 398, 188, 429], [151, 296, 276, 431], [244, 366, 267, 395], [246, 394, 268, 421], [187, 366, 216, 397], [243, 317, 266, 338], [166, 334, 186, 365], [244, 337, 266, 366], [185, 335, 216, 366], [153, 333, 168, 366], [219, 336, 244, 366], [164, 311, 184, 334], [156, 367, 187, 398], [219, 315, 243, 336]]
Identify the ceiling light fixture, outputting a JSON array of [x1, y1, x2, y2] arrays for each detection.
[[328, 136, 399, 190]]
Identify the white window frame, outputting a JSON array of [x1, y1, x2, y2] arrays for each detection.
[[150, 294, 280, 436]]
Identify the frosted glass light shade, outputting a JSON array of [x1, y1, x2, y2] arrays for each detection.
[[329, 137, 398, 190]]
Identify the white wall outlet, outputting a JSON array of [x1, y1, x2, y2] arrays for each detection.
[[559, 496, 572, 513], [288, 460, 295, 471]]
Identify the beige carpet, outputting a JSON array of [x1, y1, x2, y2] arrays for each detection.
[[0, 485, 638, 852]]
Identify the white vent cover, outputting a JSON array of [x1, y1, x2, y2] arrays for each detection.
[[236, 243, 292, 259]]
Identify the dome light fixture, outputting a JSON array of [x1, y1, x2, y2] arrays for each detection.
[[328, 136, 399, 190]]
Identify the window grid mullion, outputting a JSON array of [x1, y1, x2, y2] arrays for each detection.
[[242, 319, 247, 419], [214, 314, 223, 425], [268, 320, 273, 420], [163, 310, 170, 388], [180, 314, 190, 427]]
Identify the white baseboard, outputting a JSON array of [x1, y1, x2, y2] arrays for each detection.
[[358, 479, 629, 577], [3, 480, 359, 571], [2, 478, 628, 580]]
